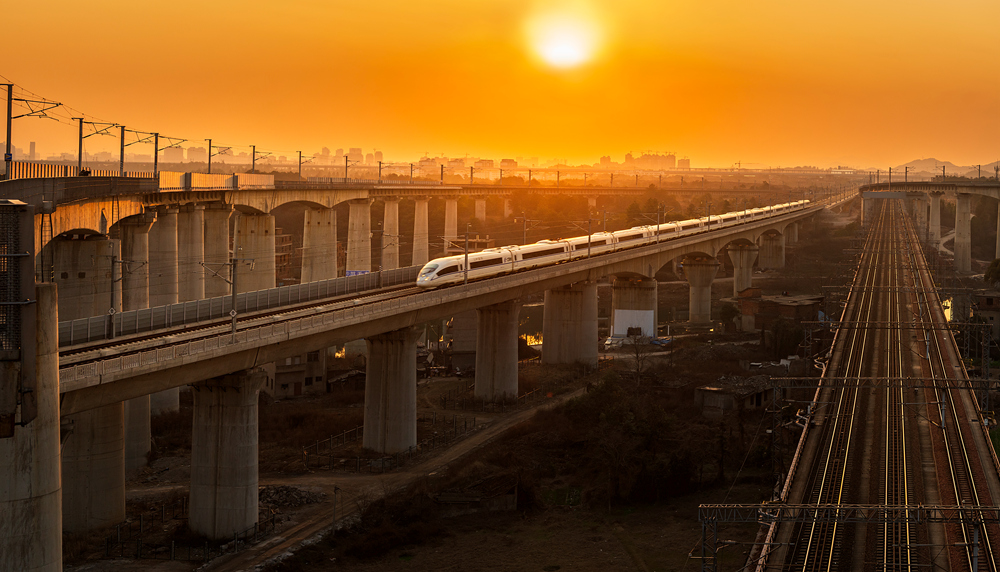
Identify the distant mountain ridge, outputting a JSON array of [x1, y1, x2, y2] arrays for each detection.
[[874, 158, 1000, 178]]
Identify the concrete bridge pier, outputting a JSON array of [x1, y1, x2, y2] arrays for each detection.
[[148, 205, 179, 308], [234, 213, 277, 291], [119, 213, 154, 312], [189, 370, 266, 540], [955, 193, 972, 273], [610, 277, 658, 337], [685, 257, 720, 324], [300, 207, 338, 283], [444, 198, 458, 252], [52, 235, 119, 320], [0, 283, 62, 571], [928, 192, 942, 250], [727, 244, 759, 296], [785, 222, 798, 244], [542, 281, 598, 366], [363, 328, 420, 453], [503, 198, 512, 218], [758, 233, 785, 269], [412, 197, 429, 266], [914, 195, 929, 242], [475, 300, 521, 400], [120, 214, 155, 474], [346, 199, 372, 274], [474, 196, 487, 222], [382, 198, 400, 271], [587, 196, 598, 213], [178, 203, 205, 302], [996, 201, 1000, 260], [61, 402, 126, 532], [204, 204, 233, 297]]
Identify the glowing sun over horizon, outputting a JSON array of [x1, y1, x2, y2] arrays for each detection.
[[526, 6, 603, 69]]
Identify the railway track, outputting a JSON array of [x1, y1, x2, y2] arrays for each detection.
[[769, 199, 999, 571]]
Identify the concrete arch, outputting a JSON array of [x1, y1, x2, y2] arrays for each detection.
[[224, 188, 368, 213]]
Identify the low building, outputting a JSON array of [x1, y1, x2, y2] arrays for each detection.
[[734, 287, 823, 333], [271, 350, 326, 398], [973, 290, 1000, 340], [695, 375, 774, 419], [499, 159, 518, 169]]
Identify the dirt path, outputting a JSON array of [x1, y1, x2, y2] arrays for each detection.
[[205, 386, 588, 571]]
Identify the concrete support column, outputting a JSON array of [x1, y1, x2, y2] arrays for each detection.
[[233, 213, 276, 291], [996, 201, 1000, 260], [363, 328, 420, 453], [475, 300, 521, 400], [119, 213, 154, 312], [474, 196, 487, 222], [189, 370, 266, 540], [727, 244, 759, 296], [203, 203, 233, 298], [955, 193, 972, 273], [758, 233, 785, 269], [346, 199, 372, 274], [685, 257, 720, 324], [542, 281, 598, 366], [121, 214, 154, 474], [148, 205, 178, 308], [786, 222, 798, 244], [587, 196, 598, 212], [0, 284, 62, 571], [929, 193, 942, 250], [177, 204, 205, 302], [61, 403, 125, 532], [503, 198, 513, 218], [610, 276, 658, 337], [412, 198, 429, 266], [300, 207, 337, 283], [915, 195, 928, 241], [52, 235, 119, 321], [382, 198, 400, 271], [444, 198, 458, 252]]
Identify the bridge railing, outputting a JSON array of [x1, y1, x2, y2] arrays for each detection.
[[59, 265, 420, 347]]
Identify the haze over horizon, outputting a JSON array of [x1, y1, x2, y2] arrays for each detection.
[[4, 0, 998, 170]]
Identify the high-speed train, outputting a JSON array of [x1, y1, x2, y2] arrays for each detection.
[[415, 200, 810, 289]]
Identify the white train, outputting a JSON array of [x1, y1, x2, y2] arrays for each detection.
[[415, 200, 810, 289]]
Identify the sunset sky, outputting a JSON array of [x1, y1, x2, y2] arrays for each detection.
[[4, 0, 998, 169]]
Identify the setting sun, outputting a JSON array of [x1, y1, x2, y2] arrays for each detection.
[[526, 7, 602, 69]]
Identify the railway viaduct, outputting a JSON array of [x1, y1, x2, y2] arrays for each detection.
[[0, 174, 850, 571]]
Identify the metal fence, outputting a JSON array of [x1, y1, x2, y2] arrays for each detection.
[[59, 265, 420, 347]]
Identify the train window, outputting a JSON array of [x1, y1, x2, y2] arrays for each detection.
[[618, 233, 643, 241], [438, 265, 459, 276], [470, 258, 502, 269], [419, 264, 439, 275], [522, 247, 565, 260]]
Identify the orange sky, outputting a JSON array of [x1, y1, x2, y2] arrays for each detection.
[[5, 0, 999, 168]]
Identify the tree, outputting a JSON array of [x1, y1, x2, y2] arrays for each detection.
[[986, 259, 1000, 288]]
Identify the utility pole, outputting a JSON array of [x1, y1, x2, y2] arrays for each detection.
[[635, 174, 639, 187], [409, 163, 414, 183], [528, 169, 532, 186], [587, 218, 592, 258], [610, 173, 614, 187], [75, 117, 83, 174], [499, 168, 503, 185], [152, 133, 159, 175], [603, 210, 607, 232], [119, 125, 125, 176], [463, 223, 470, 286], [941, 165, 946, 182], [440, 164, 444, 183], [557, 171, 560, 187], [3, 84, 11, 178], [378, 160, 383, 182], [207, 139, 212, 174], [344, 154, 349, 181], [520, 212, 527, 244], [904, 166, 908, 182], [469, 166, 474, 184], [251, 145, 256, 172], [298, 151, 303, 180]]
